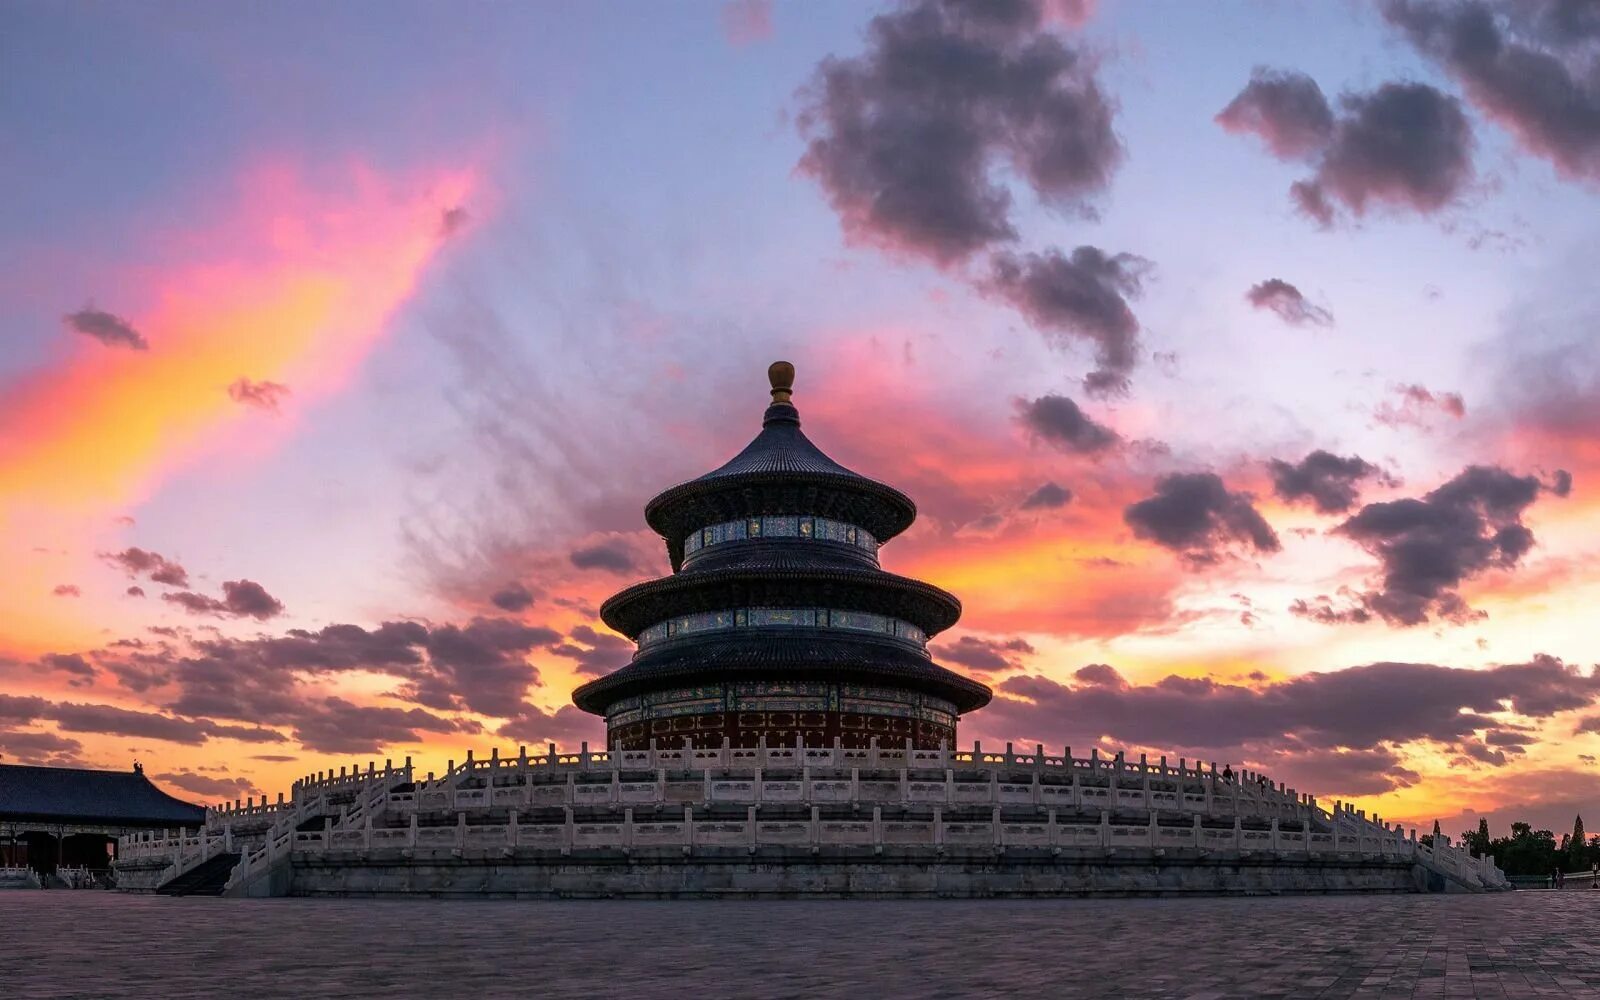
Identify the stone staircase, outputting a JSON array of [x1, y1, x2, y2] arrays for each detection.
[[156, 852, 241, 897]]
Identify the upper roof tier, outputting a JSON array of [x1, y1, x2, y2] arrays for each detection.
[[644, 362, 916, 569]]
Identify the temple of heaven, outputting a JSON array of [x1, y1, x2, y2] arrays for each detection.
[[572, 361, 992, 751]]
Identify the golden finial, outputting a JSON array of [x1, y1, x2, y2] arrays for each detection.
[[768, 360, 795, 404]]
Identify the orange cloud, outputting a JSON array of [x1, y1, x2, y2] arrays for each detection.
[[0, 161, 476, 511], [0, 159, 479, 655]]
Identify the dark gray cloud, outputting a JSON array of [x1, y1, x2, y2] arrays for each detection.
[[548, 624, 632, 677], [39, 653, 95, 686], [63, 306, 148, 350], [1385, 0, 1600, 184], [227, 378, 290, 412], [0, 694, 49, 724], [988, 247, 1149, 381], [1020, 481, 1073, 510], [1269, 450, 1389, 514], [489, 582, 536, 612], [569, 540, 637, 574], [1215, 67, 1335, 158], [413, 618, 561, 717], [0, 729, 84, 765], [1289, 594, 1374, 625], [1219, 69, 1475, 225], [126, 585, 146, 598], [935, 635, 1036, 672], [161, 580, 286, 621], [48, 702, 222, 745], [796, 0, 1122, 266], [289, 697, 478, 755], [1332, 464, 1562, 625], [1246, 278, 1333, 327], [1293, 82, 1476, 225], [978, 654, 1596, 794], [497, 702, 604, 747], [51, 584, 80, 598], [154, 771, 256, 799], [1015, 393, 1119, 454], [1124, 472, 1281, 567], [102, 547, 189, 588]]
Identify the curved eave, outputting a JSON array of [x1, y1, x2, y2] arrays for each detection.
[[645, 471, 917, 567], [599, 566, 963, 639], [571, 632, 993, 714]]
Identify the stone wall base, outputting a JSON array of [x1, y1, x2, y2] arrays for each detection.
[[288, 847, 1423, 898], [112, 858, 173, 893]]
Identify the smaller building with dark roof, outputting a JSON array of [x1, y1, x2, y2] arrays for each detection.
[[1, 762, 205, 875]]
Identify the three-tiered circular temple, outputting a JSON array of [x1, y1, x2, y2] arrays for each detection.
[[572, 362, 992, 750]]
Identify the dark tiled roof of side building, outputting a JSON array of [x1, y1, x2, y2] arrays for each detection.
[[0, 763, 205, 826]]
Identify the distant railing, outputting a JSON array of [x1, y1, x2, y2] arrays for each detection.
[[115, 740, 1507, 892]]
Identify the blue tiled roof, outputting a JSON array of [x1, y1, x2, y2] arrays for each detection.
[[0, 764, 205, 826]]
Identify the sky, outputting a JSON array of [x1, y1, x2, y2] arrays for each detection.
[[3, 0, 1600, 839]]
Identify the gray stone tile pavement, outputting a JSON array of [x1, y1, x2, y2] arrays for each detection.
[[4, 891, 1600, 999]]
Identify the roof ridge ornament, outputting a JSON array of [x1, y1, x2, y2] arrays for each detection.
[[762, 360, 800, 426], [768, 360, 795, 404]]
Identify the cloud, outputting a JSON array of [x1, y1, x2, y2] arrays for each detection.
[[161, 579, 286, 620], [1245, 278, 1333, 327], [51, 584, 80, 598], [1219, 69, 1475, 225], [1332, 464, 1563, 625], [439, 205, 470, 237], [0, 694, 49, 724], [497, 702, 605, 748], [154, 618, 556, 726], [1268, 450, 1390, 514], [0, 728, 84, 764], [227, 378, 291, 413], [1215, 67, 1336, 158], [489, 582, 536, 612], [102, 547, 190, 588], [1123, 472, 1281, 567], [569, 539, 638, 575], [987, 248, 1149, 380], [48, 702, 219, 745], [126, 585, 146, 598], [39, 653, 95, 686], [548, 624, 633, 677], [935, 634, 1035, 672], [1019, 481, 1073, 510], [412, 618, 561, 717], [63, 306, 148, 350], [721, 0, 773, 46], [1015, 393, 1119, 454], [976, 654, 1597, 794], [153, 770, 256, 799], [1384, 0, 1600, 185], [796, 0, 1122, 266], [289, 697, 477, 754], [1374, 383, 1466, 427]]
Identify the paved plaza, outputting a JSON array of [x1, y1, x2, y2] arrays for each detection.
[[4, 891, 1600, 998]]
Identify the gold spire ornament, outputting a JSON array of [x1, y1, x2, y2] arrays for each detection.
[[768, 360, 795, 404]]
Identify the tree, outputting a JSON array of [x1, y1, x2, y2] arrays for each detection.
[[1570, 815, 1587, 872]]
